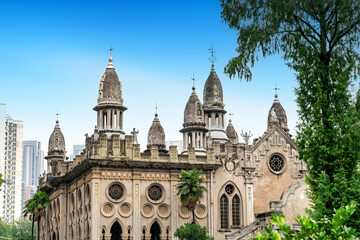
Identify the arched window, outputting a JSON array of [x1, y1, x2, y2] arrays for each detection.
[[232, 194, 241, 226], [142, 228, 146, 240], [150, 221, 161, 240], [188, 133, 192, 147], [110, 221, 122, 240], [220, 194, 229, 229], [208, 114, 212, 127], [215, 114, 219, 128], [102, 228, 106, 240]]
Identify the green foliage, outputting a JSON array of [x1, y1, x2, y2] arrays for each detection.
[[177, 169, 208, 223], [23, 191, 50, 240], [253, 202, 359, 240], [0, 173, 5, 192], [0, 218, 34, 240], [221, 0, 360, 229], [174, 223, 214, 240]]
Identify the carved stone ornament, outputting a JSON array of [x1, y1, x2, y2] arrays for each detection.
[[101, 202, 115, 217], [109, 183, 124, 200], [148, 185, 163, 201], [141, 203, 155, 218], [195, 204, 207, 219], [179, 205, 191, 219], [119, 202, 132, 217], [157, 203, 170, 218], [268, 154, 286, 174], [225, 160, 235, 172]]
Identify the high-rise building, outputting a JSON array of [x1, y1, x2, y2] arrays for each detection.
[[70, 144, 85, 160], [23, 140, 44, 186], [0, 104, 23, 220], [22, 140, 44, 209]]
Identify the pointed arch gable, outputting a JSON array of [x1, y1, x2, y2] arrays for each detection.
[[108, 218, 125, 232], [149, 218, 164, 233]]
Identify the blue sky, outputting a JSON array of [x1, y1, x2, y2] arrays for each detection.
[[0, 0, 298, 156]]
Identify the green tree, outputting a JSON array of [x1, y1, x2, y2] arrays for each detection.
[[177, 169, 207, 224], [220, 0, 360, 227], [0, 218, 33, 240], [23, 191, 50, 240], [175, 223, 214, 240], [253, 201, 359, 239], [0, 173, 5, 191]]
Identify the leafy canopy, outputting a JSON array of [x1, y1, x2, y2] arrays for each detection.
[[174, 223, 214, 240]]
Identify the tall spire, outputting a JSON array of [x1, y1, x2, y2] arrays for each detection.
[[209, 45, 216, 71]]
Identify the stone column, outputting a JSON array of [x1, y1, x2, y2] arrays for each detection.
[[192, 132, 196, 148], [170, 171, 179, 240], [211, 113, 216, 128], [120, 111, 124, 130], [219, 114, 223, 128], [99, 110, 103, 129], [133, 173, 141, 239], [245, 183, 254, 224], [200, 132, 203, 148], [91, 170, 101, 240], [106, 111, 111, 129], [116, 110, 120, 129], [183, 133, 187, 150]]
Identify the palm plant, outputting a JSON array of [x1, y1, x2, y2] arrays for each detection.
[[23, 191, 50, 240], [177, 169, 207, 223]]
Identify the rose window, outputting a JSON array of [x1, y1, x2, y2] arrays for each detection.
[[269, 154, 285, 172], [109, 183, 124, 200], [225, 184, 234, 195], [148, 185, 163, 201]]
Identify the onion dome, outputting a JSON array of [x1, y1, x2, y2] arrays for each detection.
[[268, 94, 289, 132], [226, 119, 239, 144], [48, 120, 66, 154], [97, 57, 123, 106], [203, 64, 224, 108], [183, 86, 206, 128], [147, 113, 166, 151]]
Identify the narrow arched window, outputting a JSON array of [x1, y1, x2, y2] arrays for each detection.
[[220, 194, 229, 229], [232, 194, 241, 226], [102, 229, 105, 240], [215, 114, 219, 128]]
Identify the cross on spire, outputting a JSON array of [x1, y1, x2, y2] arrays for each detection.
[[209, 45, 217, 64], [191, 73, 195, 88], [273, 84, 280, 95], [229, 112, 234, 120], [109, 43, 115, 57], [155, 103, 158, 115]]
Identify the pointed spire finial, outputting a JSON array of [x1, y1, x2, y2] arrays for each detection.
[[273, 84, 280, 102], [229, 111, 234, 122], [191, 73, 196, 91], [56, 112, 61, 124], [209, 45, 217, 68], [155, 103, 158, 117], [109, 43, 115, 57]]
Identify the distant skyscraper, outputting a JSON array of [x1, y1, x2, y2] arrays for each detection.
[[23, 140, 44, 186], [70, 144, 85, 160], [22, 140, 44, 209], [0, 104, 23, 220]]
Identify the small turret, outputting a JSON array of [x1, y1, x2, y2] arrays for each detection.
[[268, 94, 289, 132], [226, 119, 239, 144], [146, 113, 167, 153]]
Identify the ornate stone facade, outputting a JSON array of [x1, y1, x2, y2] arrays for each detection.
[[37, 57, 308, 240]]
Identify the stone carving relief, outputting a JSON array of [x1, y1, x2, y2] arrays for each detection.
[[101, 202, 115, 217], [195, 204, 207, 219], [107, 182, 126, 202], [157, 203, 170, 218], [141, 203, 155, 218], [179, 205, 191, 219], [119, 202, 132, 217]]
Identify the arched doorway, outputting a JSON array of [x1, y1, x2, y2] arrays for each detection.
[[52, 232, 56, 240], [150, 221, 161, 240], [110, 221, 122, 240]]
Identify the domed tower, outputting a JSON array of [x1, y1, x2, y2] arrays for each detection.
[[45, 120, 67, 175], [93, 57, 127, 138], [180, 86, 208, 155], [146, 113, 167, 153], [226, 119, 239, 144], [203, 63, 228, 143], [268, 93, 289, 132]]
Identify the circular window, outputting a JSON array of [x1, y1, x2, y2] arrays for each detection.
[[225, 184, 234, 195], [269, 154, 285, 173], [109, 183, 124, 200], [148, 185, 163, 201]]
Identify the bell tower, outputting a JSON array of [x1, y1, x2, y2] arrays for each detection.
[[93, 57, 127, 138]]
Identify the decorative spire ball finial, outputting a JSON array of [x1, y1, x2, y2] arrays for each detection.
[[155, 103, 158, 117], [107, 44, 115, 68], [191, 73, 196, 92], [209, 45, 216, 70], [273, 85, 280, 102]]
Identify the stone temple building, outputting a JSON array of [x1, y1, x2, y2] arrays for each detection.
[[37, 56, 309, 240]]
